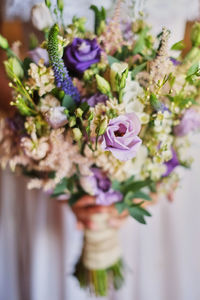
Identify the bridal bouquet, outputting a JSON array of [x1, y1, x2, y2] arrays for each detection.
[[1, 0, 200, 296]]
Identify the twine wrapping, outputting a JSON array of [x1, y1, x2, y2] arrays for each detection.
[[83, 213, 121, 270]]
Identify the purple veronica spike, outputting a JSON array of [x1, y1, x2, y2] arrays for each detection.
[[48, 24, 80, 102]]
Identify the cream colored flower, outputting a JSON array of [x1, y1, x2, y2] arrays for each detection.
[[28, 61, 55, 96], [31, 3, 53, 31], [123, 73, 148, 123], [21, 136, 49, 161], [39, 94, 60, 113]]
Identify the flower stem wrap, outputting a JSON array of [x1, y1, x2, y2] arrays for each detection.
[[74, 213, 124, 296]]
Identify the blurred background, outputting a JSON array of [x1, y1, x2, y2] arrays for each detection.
[[0, 1, 200, 300]]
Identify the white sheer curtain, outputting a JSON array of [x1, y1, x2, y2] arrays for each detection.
[[1, 0, 200, 300]]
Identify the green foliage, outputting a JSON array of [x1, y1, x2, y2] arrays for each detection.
[[23, 57, 33, 78], [96, 74, 112, 97], [115, 46, 132, 61], [171, 40, 185, 51], [131, 62, 147, 79], [72, 16, 86, 33], [150, 93, 162, 111], [62, 94, 76, 111], [168, 94, 197, 109], [0, 34, 9, 50], [29, 33, 39, 50], [90, 5, 106, 35], [113, 177, 152, 224], [4, 57, 24, 79], [186, 62, 200, 83], [51, 175, 78, 197], [128, 205, 151, 224], [107, 55, 120, 66], [133, 27, 150, 55]]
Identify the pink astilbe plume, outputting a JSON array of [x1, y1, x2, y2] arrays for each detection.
[[99, 0, 125, 55], [149, 27, 174, 85]]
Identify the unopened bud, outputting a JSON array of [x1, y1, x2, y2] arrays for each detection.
[[110, 62, 128, 91], [4, 57, 24, 79], [191, 22, 200, 46], [69, 116, 76, 127], [75, 108, 83, 118], [73, 128, 82, 141], [98, 117, 108, 135], [57, 0, 64, 12], [96, 74, 111, 96], [45, 0, 51, 8], [0, 35, 9, 50]]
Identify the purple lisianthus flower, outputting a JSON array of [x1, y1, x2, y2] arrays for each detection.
[[174, 108, 200, 136], [101, 113, 142, 161], [63, 38, 102, 76], [163, 148, 179, 177], [80, 168, 122, 206], [82, 93, 108, 107], [29, 47, 49, 65]]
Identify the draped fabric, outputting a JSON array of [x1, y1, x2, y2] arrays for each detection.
[[1, 1, 200, 299]]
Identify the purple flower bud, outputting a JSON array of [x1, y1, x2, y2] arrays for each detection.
[[174, 109, 200, 136], [82, 93, 108, 107], [163, 148, 179, 177], [29, 47, 49, 65]]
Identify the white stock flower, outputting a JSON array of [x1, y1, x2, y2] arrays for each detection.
[[123, 73, 148, 123], [130, 145, 148, 176], [45, 106, 68, 129], [31, 3, 53, 31], [28, 61, 55, 96], [21, 135, 49, 161], [39, 94, 60, 113]]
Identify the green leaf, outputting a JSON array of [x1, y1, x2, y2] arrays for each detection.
[[133, 27, 149, 55], [124, 191, 135, 204], [171, 40, 185, 51], [128, 205, 151, 224], [23, 57, 33, 78], [107, 55, 120, 66], [112, 180, 121, 191], [120, 178, 152, 195], [90, 5, 106, 35], [150, 93, 162, 111], [51, 177, 68, 197], [128, 207, 146, 224], [68, 190, 85, 206], [186, 62, 200, 79], [131, 62, 147, 79], [80, 101, 89, 113], [133, 191, 152, 201], [62, 94, 76, 111], [115, 201, 128, 214], [115, 46, 131, 61]]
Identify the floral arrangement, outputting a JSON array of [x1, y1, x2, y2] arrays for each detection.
[[1, 0, 200, 296]]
